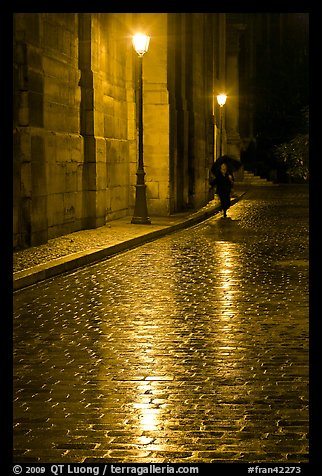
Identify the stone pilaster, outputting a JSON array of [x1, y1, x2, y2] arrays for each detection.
[[225, 23, 245, 159], [13, 13, 48, 248], [78, 13, 107, 229], [140, 13, 171, 216]]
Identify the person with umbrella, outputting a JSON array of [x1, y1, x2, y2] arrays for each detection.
[[210, 155, 240, 218]]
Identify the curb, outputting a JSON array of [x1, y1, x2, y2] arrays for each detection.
[[13, 193, 245, 291]]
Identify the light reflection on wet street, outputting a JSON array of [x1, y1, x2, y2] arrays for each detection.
[[13, 185, 309, 464]]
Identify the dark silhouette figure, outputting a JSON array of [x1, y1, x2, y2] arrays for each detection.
[[213, 162, 234, 217]]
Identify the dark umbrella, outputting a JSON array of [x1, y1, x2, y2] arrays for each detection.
[[211, 155, 242, 177]]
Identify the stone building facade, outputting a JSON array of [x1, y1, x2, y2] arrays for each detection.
[[13, 13, 241, 249]]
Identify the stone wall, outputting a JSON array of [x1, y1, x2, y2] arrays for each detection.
[[13, 14, 83, 247], [13, 13, 135, 248], [13, 13, 225, 249]]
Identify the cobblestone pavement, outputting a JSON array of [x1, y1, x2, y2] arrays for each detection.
[[13, 195, 227, 274], [13, 185, 309, 466], [13, 193, 239, 291]]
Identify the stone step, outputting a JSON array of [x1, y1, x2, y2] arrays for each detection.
[[235, 170, 275, 186]]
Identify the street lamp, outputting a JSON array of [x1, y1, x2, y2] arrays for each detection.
[[217, 93, 227, 158], [131, 33, 151, 224]]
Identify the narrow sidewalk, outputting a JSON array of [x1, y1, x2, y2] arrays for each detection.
[[13, 191, 246, 291]]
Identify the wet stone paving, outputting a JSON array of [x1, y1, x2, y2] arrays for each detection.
[[13, 185, 309, 465]]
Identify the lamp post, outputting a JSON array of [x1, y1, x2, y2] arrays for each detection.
[[131, 33, 151, 224], [217, 93, 227, 158]]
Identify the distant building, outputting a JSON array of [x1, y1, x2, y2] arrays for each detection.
[[236, 13, 309, 178]]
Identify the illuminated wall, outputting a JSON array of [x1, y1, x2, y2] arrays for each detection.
[[13, 13, 225, 249]]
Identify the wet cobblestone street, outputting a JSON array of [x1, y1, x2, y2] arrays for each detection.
[[13, 185, 309, 465]]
